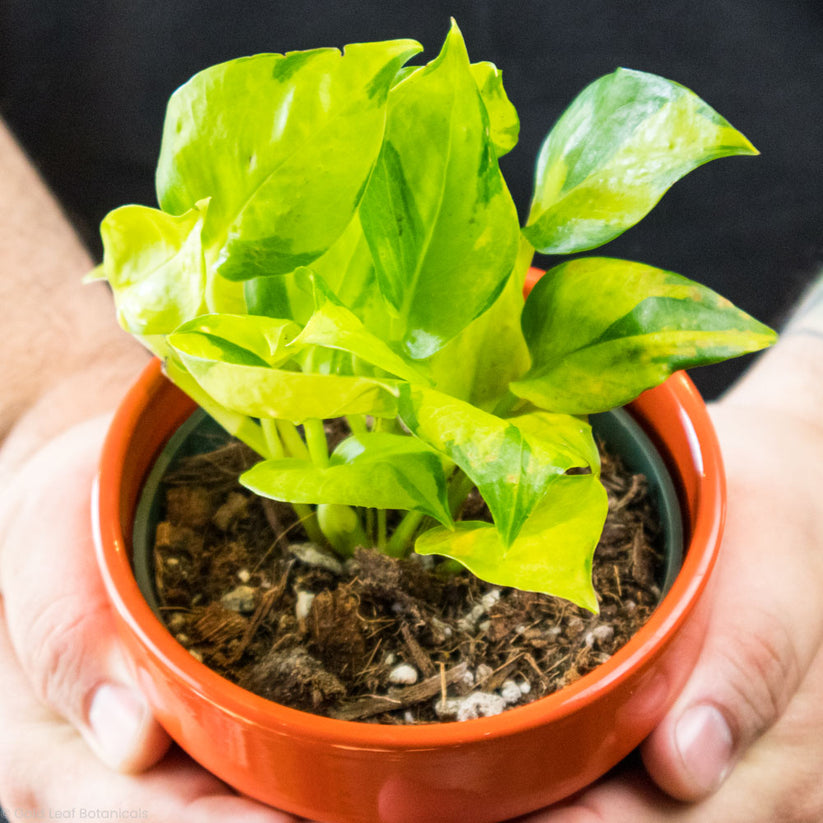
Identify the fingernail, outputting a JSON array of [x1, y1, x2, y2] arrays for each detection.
[[87, 682, 148, 769], [675, 703, 735, 795]]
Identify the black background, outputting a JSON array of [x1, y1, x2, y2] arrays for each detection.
[[2, 0, 822, 399]]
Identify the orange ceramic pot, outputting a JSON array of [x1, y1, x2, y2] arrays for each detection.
[[93, 290, 725, 823]]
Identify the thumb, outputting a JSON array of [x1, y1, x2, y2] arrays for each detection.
[[641, 405, 823, 801], [0, 415, 170, 772]]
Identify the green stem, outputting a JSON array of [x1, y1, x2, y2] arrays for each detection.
[[317, 503, 367, 557], [385, 510, 425, 557], [304, 418, 329, 467], [448, 469, 477, 518], [277, 420, 309, 460], [261, 418, 284, 458], [376, 509, 387, 551], [346, 414, 369, 436], [365, 508, 375, 544], [293, 503, 326, 547]]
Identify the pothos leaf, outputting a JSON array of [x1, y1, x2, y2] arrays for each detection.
[[397, 385, 597, 546], [415, 471, 608, 610], [156, 39, 421, 280], [291, 271, 429, 384], [511, 257, 778, 413], [523, 68, 758, 254], [358, 20, 520, 359], [469, 61, 519, 157], [244, 212, 383, 323], [240, 431, 453, 525], [169, 314, 301, 367], [98, 201, 208, 355], [164, 356, 271, 458], [167, 328, 400, 423], [421, 234, 532, 408], [393, 58, 519, 158]]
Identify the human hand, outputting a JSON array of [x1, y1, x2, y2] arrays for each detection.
[[0, 416, 300, 822], [520, 395, 823, 821]]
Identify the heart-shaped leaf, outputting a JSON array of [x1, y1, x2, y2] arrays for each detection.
[[511, 257, 778, 413], [172, 314, 301, 367], [168, 329, 400, 423], [291, 272, 429, 384], [415, 471, 608, 609], [241, 432, 452, 525], [422, 235, 532, 408], [245, 214, 382, 325], [470, 61, 519, 157], [358, 21, 520, 359], [523, 68, 758, 254], [156, 40, 421, 280], [398, 385, 597, 545], [99, 202, 208, 354]]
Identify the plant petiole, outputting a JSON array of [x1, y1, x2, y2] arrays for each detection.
[[293, 503, 327, 548], [385, 509, 425, 557], [261, 418, 284, 458], [376, 508, 387, 551], [346, 414, 369, 436], [304, 418, 329, 467], [277, 419, 310, 461]]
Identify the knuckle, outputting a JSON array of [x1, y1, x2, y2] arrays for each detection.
[[19, 594, 110, 720], [721, 613, 801, 741]]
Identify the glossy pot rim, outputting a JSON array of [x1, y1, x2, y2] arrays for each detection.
[[94, 357, 724, 750]]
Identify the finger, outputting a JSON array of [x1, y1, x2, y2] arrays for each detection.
[[0, 599, 298, 823], [522, 643, 823, 823], [0, 415, 170, 772], [639, 406, 823, 800]]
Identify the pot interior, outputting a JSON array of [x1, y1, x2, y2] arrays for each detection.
[[132, 407, 683, 618]]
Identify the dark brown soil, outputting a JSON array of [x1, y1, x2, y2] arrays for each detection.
[[151, 440, 664, 723]]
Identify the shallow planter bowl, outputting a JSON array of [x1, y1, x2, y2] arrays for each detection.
[[93, 358, 724, 823]]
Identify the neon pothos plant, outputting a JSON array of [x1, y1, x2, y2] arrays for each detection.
[[93, 22, 775, 611]]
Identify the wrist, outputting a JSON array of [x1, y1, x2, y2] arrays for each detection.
[[721, 269, 823, 429], [0, 347, 148, 485], [786, 268, 823, 342]]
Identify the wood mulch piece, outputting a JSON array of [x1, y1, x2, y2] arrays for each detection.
[[150, 440, 664, 724]]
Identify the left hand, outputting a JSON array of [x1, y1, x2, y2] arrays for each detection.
[[521, 399, 823, 822]]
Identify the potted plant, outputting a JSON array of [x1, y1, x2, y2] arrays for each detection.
[[91, 21, 775, 823]]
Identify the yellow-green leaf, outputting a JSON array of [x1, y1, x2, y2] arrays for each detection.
[[415, 472, 608, 609], [524, 68, 758, 254], [512, 257, 777, 413]]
